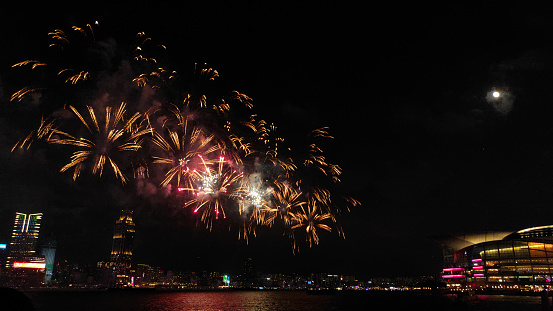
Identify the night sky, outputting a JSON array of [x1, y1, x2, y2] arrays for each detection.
[[2, 3, 553, 279]]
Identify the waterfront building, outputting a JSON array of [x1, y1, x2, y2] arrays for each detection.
[[110, 209, 135, 286], [3, 212, 45, 286], [436, 225, 553, 290], [5, 213, 43, 268]]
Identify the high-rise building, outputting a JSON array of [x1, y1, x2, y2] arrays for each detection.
[[110, 209, 135, 285], [6, 213, 43, 268]]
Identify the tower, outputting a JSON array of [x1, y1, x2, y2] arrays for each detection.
[[110, 209, 135, 284], [6, 213, 43, 268]]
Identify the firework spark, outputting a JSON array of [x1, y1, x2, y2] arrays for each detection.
[[234, 175, 276, 242], [11, 117, 57, 151], [152, 106, 221, 188], [10, 22, 99, 104], [180, 155, 244, 229]]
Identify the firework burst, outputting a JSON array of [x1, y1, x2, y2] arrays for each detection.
[[179, 155, 244, 229], [49, 102, 151, 183], [151, 106, 221, 188], [290, 200, 333, 248], [234, 175, 275, 242]]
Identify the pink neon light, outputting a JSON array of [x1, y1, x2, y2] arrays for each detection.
[[131, 276, 135, 287], [442, 275, 465, 278], [474, 274, 485, 277], [473, 266, 484, 270], [443, 268, 464, 272], [471, 259, 482, 262]]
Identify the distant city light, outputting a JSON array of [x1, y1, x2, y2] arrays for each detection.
[[442, 275, 465, 279], [442, 267, 464, 272], [0, 244, 6, 249], [492, 91, 500, 98], [13, 262, 46, 269]]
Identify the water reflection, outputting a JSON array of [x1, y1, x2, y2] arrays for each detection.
[[27, 290, 546, 311], [29, 291, 336, 311], [143, 291, 334, 311]]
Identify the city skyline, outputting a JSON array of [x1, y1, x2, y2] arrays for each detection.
[[0, 210, 383, 289]]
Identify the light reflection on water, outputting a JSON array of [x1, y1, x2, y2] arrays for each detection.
[[29, 291, 337, 311], [140, 291, 334, 311], [26, 290, 546, 311]]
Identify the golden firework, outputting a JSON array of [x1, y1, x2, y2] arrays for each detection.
[[50, 102, 151, 183], [11, 117, 57, 151], [179, 155, 244, 229], [290, 200, 332, 248], [152, 108, 221, 188]]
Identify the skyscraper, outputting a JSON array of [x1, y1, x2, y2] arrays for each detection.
[[6, 213, 43, 268], [110, 209, 135, 284]]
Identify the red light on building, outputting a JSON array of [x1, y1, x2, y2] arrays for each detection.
[[442, 274, 465, 278]]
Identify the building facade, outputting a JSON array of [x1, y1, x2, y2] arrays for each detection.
[[3, 212, 45, 286], [110, 209, 135, 285], [6, 213, 43, 268], [438, 225, 553, 290]]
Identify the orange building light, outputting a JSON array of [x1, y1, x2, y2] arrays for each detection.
[[13, 262, 46, 269]]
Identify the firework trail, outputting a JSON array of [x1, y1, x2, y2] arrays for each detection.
[[10, 22, 100, 107], [11, 117, 57, 151]]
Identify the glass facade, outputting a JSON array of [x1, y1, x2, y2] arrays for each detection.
[[442, 226, 553, 288]]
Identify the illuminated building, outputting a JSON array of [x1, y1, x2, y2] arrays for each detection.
[[223, 275, 230, 287], [110, 209, 135, 285], [41, 240, 56, 285], [3, 212, 45, 286], [436, 225, 553, 290], [5, 213, 43, 268]]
